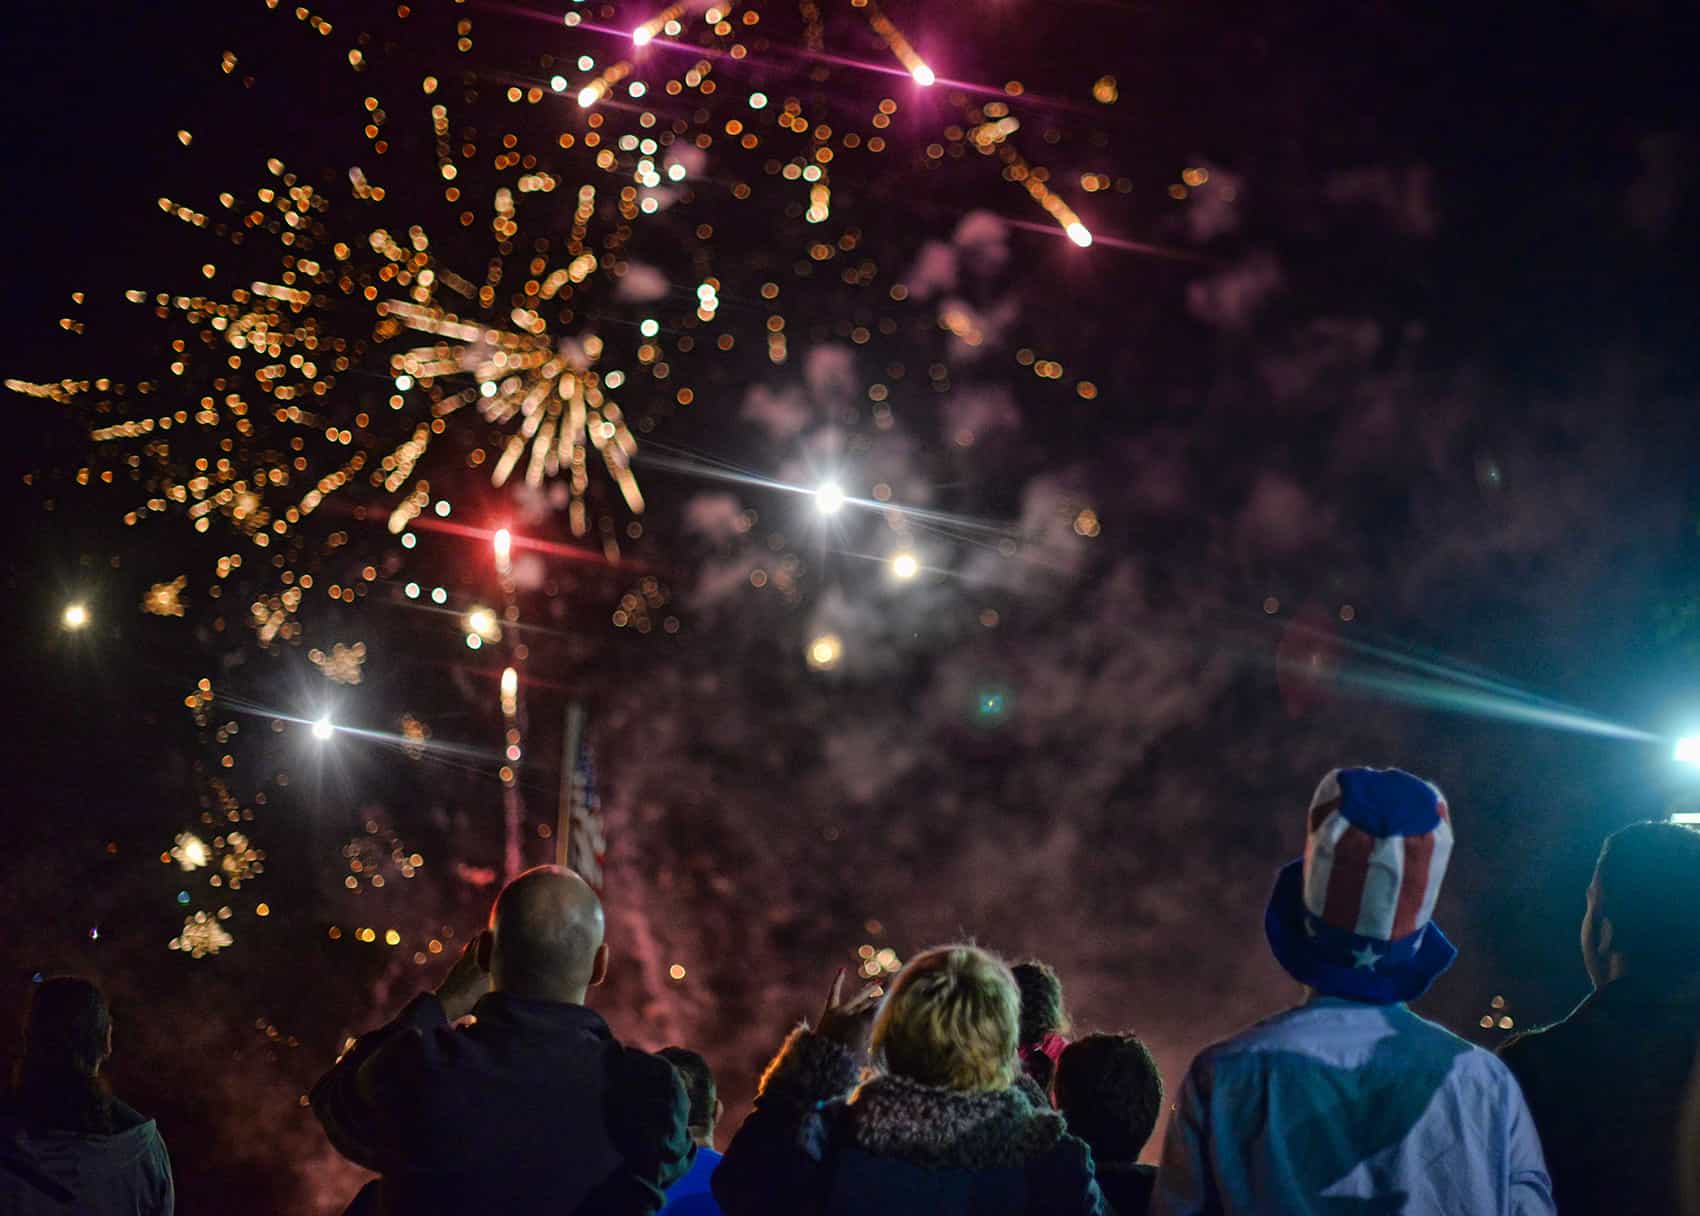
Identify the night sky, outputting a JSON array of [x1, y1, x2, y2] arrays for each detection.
[[3, 0, 1699, 1210]]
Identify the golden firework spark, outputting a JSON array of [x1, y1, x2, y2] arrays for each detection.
[[143, 575, 188, 617], [209, 831, 265, 890], [374, 271, 642, 538], [170, 909, 234, 959], [171, 831, 210, 871], [399, 713, 431, 760], [341, 820, 424, 891], [308, 641, 367, 685]]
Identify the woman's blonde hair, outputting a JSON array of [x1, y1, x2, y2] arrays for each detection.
[[869, 945, 1020, 1092]]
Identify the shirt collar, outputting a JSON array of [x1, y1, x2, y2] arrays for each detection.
[[469, 991, 612, 1036]]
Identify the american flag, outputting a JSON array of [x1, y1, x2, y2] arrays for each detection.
[[557, 703, 606, 891]]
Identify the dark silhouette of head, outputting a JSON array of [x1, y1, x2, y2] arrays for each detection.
[[1583, 822, 1700, 987], [479, 865, 608, 1004], [1053, 1032, 1165, 1165], [1011, 960, 1069, 1088], [1012, 960, 1068, 1044], [658, 1046, 722, 1147], [13, 976, 116, 1133]]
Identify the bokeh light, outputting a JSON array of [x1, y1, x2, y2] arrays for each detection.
[[806, 634, 843, 670], [466, 607, 501, 643]]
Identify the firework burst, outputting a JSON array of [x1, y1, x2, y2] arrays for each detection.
[[12, 0, 1128, 992], [170, 908, 235, 959]]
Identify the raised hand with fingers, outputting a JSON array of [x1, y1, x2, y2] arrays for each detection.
[[815, 967, 884, 1054]]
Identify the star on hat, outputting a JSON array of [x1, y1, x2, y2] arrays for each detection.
[[1352, 944, 1383, 970]]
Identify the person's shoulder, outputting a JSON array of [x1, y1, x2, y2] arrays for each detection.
[[1496, 1004, 1585, 1075], [613, 1041, 682, 1082], [1037, 1128, 1095, 1171], [1188, 1004, 1313, 1066], [1393, 1007, 1498, 1061], [108, 1098, 149, 1133], [609, 1041, 690, 1109], [1389, 1012, 1534, 1097], [1024, 1130, 1103, 1207]]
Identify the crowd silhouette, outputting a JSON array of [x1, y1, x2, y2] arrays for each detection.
[[7, 766, 1700, 1214]]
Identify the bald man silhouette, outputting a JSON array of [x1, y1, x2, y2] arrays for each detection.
[[482, 864, 610, 1004], [313, 866, 693, 1215]]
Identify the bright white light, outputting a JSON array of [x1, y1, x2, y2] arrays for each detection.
[[1673, 811, 1700, 825], [430, 587, 448, 605], [1676, 736, 1700, 765], [404, 582, 420, 599], [577, 55, 595, 70], [550, 75, 567, 92], [394, 373, 414, 391], [577, 86, 599, 107], [493, 527, 513, 573], [1066, 222, 1093, 248], [667, 162, 687, 182], [401, 533, 416, 549], [632, 26, 652, 45], [628, 81, 647, 98], [311, 717, 335, 741], [61, 602, 89, 630], [480, 381, 498, 398], [466, 607, 500, 642], [912, 64, 936, 87], [891, 552, 920, 580], [466, 633, 483, 650], [434, 500, 451, 517], [749, 91, 767, 109], [500, 667, 519, 699], [815, 482, 846, 515], [639, 318, 660, 337]]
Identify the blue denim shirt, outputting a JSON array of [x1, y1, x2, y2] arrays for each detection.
[[1152, 998, 1554, 1215]]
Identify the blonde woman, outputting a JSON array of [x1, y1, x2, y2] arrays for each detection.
[[714, 945, 1107, 1215]]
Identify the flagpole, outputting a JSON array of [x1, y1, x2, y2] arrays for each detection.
[[493, 528, 526, 882], [557, 701, 585, 869]]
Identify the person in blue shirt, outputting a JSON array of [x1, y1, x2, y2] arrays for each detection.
[[1153, 767, 1553, 1216], [657, 1047, 723, 1215]]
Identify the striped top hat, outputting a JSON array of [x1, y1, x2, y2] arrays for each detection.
[[1264, 767, 1459, 1003]]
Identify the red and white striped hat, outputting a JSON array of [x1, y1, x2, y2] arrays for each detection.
[[1303, 767, 1454, 942], [1264, 767, 1459, 1003]]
